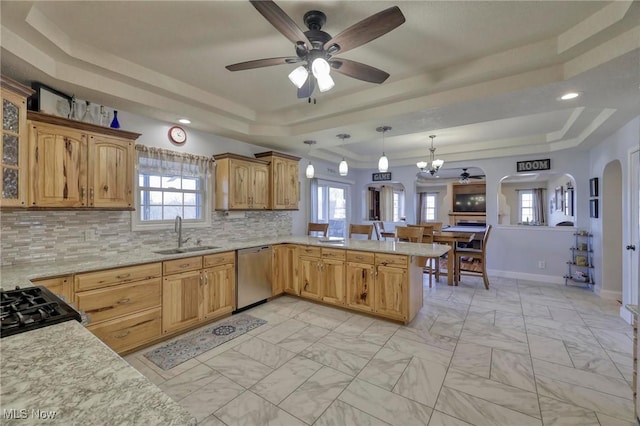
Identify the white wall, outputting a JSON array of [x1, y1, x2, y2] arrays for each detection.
[[588, 116, 640, 321]]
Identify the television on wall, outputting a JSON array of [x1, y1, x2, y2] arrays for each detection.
[[454, 193, 486, 213]]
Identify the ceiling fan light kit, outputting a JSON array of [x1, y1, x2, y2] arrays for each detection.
[[226, 0, 406, 99]]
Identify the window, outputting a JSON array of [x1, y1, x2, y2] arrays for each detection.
[[519, 190, 534, 223], [419, 193, 437, 222], [393, 189, 405, 222], [133, 148, 212, 229], [311, 179, 349, 237]]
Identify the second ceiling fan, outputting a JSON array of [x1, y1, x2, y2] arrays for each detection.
[[226, 0, 406, 98]]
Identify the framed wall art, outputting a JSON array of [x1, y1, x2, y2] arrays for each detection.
[[589, 198, 599, 218], [589, 177, 599, 197]]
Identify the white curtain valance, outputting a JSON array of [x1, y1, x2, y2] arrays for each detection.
[[135, 144, 214, 178]]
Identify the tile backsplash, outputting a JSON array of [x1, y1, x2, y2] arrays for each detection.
[[1, 210, 292, 265]]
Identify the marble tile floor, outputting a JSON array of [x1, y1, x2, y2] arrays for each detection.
[[125, 276, 636, 426]]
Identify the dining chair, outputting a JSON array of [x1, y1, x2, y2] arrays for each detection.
[[307, 222, 329, 237], [408, 224, 438, 287], [395, 226, 423, 243], [349, 224, 374, 240], [455, 225, 492, 289]]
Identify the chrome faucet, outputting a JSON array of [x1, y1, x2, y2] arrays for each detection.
[[174, 215, 190, 248]]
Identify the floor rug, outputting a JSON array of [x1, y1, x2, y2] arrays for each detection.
[[144, 314, 267, 370]]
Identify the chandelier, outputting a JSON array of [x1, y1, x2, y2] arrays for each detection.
[[416, 135, 444, 175]]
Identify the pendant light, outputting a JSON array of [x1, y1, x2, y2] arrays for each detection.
[[376, 126, 391, 173], [336, 133, 350, 176], [303, 140, 316, 178]]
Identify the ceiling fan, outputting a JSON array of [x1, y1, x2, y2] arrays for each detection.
[[459, 168, 485, 183], [225, 0, 406, 98]]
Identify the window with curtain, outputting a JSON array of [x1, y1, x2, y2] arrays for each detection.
[[520, 190, 534, 223], [418, 192, 438, 222], [133, 145, 214, 229], [310, 179, 350, 237], [518, 188, 545, 224], [393, 189, 405, 221]]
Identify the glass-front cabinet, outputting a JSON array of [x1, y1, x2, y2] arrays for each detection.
[[0, 76, 33, 207]]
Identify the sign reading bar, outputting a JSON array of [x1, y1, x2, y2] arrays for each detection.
[[517, 159, 550, 172], [372, 172, 392, 181]]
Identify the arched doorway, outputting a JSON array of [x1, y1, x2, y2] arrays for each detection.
[[601, 160, 623, 299]]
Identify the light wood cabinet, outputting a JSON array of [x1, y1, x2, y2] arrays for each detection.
[[27, 111, 138, 209], [162, 269, 203, 334], [162, 252, 235, 334], [321, 258, 345, 305], [273, 244, 297, 296], [374, 264, 408, 321], [74, 262, 162, 353], [296, 246, 347, 306], [0, 76, 33, 207], [346, 255, 375, 313], [214, 153, 269, 210], [31, 275, 73, 302], [299, 255, 322, 300], [254, 151, 300, 210]]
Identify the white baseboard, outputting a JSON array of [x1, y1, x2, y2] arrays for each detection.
[[620, 306, 633, 325], [599, 288, 622, 301], [488, 269, 565, 285]]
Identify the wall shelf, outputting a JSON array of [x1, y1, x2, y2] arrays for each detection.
[[564, 231, 594, 290]]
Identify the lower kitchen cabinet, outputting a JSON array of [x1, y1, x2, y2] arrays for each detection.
[[203, 263, 235, 319], [374, 265, 408, 321], [345, 261, 375, 313], [31, 275, 73, 302], [273, 244, 297, 296], [321, 249, 345, 305], [299, 255, 322, 300], [88, 307, 162, 353], [162, 269, 203, 334]]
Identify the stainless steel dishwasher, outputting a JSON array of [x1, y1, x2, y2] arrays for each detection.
[[236, 245, 273, 311]]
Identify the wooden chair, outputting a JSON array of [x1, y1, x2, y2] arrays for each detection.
[[395, 226, 423, 243], [307, 222, 329, 237], [349, 224, 374, 240], [455, 225, 492, 289], [408, 224, 438, 287]]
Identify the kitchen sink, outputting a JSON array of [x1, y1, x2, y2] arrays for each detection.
[[153, 245, 219, 255]]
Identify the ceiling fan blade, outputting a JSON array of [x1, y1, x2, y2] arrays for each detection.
[[330, 58, 389, 84], [250, 0, 311, 47], [226, 57, 300, 71], [323, 6, 405, 55], [297, 76, 315, 98]]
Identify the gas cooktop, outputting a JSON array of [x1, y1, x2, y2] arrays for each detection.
[[0, 286, 81, 338]]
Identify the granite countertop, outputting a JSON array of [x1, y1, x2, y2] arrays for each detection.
[[1, 236, 451, 288], [0, 321, 194, 425], [626, 305, 639, 316]]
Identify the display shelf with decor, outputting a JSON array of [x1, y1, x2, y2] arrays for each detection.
[[564, 230, 594, 290]]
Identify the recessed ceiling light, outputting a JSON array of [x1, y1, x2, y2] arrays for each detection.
[[560, 92, 580, 100], [178, 118, 191, 124]]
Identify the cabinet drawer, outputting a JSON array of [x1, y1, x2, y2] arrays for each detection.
[[203, 251, 235, 268], [375, 253, 408, 268], [322, 248, 346, 260], [346, 251, 375, 264], [77, 278, 161, 324], [163, 256, 203, 275], [88, 308, 161, 354], [75, 263, 162, 291], [299, 246, 321, 258]]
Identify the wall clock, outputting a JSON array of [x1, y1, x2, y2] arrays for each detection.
[[168, 126, 187, 145]]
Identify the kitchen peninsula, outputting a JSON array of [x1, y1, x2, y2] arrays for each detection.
[[1, 236, 448, 423]]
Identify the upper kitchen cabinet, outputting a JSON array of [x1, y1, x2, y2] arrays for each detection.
[[254, 151, 300, 210], [214, 153, 269, 210], [0, 76, 34, 208], [27, 112, 138, 209]]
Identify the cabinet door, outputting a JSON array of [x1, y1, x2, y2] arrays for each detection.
[[271, 156, 286, 210], [32, 275, 73, 302], [346, 262, 375, 312], [286, 159, 299, 209], [322, 259, 345, 305], [299, 256, 321, 300], [229, 159, 250, 209], [88, 134, 133, 208], [203, 263, 235, 319], [29, 123, 87, 207], [1, 89, 28, 207], [374, 265, 407, 320], [274, 245, 294, 296], [251, 162, 269, 209], [162, 270, 203, 334]]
